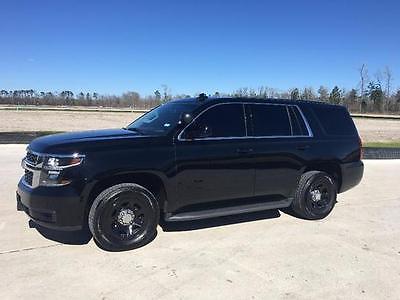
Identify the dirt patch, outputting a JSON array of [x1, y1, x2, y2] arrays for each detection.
[[1, 110, 400, 143], [353, 118, 400, 143], [0, 110, 143, 132]]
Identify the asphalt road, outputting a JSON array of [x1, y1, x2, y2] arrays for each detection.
[[0, 145, 399, 299]]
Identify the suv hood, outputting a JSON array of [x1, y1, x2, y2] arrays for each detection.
[[28, 128, 149, 154]]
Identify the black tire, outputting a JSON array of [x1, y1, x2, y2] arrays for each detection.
[[89, 183, 159, 251], [290, 171, 337, 220]]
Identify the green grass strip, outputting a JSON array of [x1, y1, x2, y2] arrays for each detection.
[[363, 141, 400, 148]]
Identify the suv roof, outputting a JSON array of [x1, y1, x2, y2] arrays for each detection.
[[170, 96, 340, 108], [171, 96, 357, 138]]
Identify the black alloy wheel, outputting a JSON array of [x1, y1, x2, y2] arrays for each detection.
[[89, 183, 159, 251], [291, 171, 337, 220]]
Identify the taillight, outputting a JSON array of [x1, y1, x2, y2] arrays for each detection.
[[359, 136, 363, 160]]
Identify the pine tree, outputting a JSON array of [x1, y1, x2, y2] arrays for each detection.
[[329, 86, 341, 105], [368, 82, 384, 112]]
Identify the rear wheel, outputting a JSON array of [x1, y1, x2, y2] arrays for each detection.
[[89, 183, 159, 251], [291, 171, 337, 220]]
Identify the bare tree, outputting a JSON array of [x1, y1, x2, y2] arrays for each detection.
[[381, 66, 393, 112], [383, 66, 393, 97], [161, 84, 172, 103], [374, 69, 382, 84], [359, 64, 369, 112], [301, 87, 316, 100], [290, 88, 300, 100], [317, 86, 329, 101]]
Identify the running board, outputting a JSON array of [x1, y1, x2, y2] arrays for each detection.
[[164, 198, 293, 222]]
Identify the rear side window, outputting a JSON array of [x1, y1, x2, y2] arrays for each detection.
[[313, 105, 356, 136], [288, 106, 309, 136], [183, 103, 246, 139], [249, 104, 291, 136]]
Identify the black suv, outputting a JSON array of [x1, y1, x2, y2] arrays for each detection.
[[17, 97, 364, 251]]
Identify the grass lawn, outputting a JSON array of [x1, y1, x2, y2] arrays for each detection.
[[363, 141, 400, 148]]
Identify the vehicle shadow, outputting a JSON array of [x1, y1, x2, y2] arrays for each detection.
[[29, 209, 282, 245], [159, 209, 281, 232], [29, 220, 92, 245]]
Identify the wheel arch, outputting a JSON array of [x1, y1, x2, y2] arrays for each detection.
[[303, 161, 342, 191], [83, 171, 169, 220]]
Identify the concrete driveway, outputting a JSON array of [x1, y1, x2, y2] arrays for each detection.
[[0, 145, 399, 299]]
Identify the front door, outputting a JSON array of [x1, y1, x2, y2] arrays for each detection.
[[171, 103, 254, 212]]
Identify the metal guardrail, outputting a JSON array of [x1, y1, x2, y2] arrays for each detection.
[[362, 147, 400, 159], [351, 113, 400, 120], [0, 132, 62, 144]]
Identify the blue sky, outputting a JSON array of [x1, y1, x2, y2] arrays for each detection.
[[1, 0, 399, 96]]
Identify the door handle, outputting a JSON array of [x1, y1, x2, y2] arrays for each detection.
[[297, 145, 310, 151], [236, 148, 253, 154]]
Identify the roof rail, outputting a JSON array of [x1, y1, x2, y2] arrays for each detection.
[[197, 93, 208, 101]]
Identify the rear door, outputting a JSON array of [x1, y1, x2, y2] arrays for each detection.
[[246, 103, 313, 199], [171, 103, 254, 212]]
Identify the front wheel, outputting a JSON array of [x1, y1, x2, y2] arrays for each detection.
[[89, 183, 159, 251], [290, 171, 337, 220]]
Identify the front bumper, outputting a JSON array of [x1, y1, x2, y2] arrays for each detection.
[[339, 160, 364, 193], [16, 178, 85, 231]]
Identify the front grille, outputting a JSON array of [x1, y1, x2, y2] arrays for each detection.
[[26, 151, 38, 164], [24, 169, 33, 186], [25, 150, 43, 166], [23, 150, 44, 188]]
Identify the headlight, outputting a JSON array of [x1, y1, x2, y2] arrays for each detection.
[[40, 153, 84, 186], [43, 153, 84, 170], [22, 149, 85, 188]]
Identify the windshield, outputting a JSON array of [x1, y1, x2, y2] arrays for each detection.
[[126, 102, 196, 135]]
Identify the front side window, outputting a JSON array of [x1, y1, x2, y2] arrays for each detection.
[[127, 102, 196, 135], [181, 104, 246, 139], [249, 104, 291, 137]]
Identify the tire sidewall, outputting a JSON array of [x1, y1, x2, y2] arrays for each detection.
[[295, 171, 337, 220], [89, 183, 159, 251]]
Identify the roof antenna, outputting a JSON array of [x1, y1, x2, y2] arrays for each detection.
[[197, 93, 208, 101]]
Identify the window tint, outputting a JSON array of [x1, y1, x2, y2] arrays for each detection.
[[250, 104, 291, 136], [128, 102, 196, 135], [313, 105, 356, 136], [184, 104, 246, 139], [288, 106, 309, 136]]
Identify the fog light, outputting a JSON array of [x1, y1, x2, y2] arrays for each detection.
[[47, 170, 60, 180], [40, 170, 68, 186]]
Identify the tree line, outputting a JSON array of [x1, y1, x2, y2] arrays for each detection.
[[1, 65, 399, 113]]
